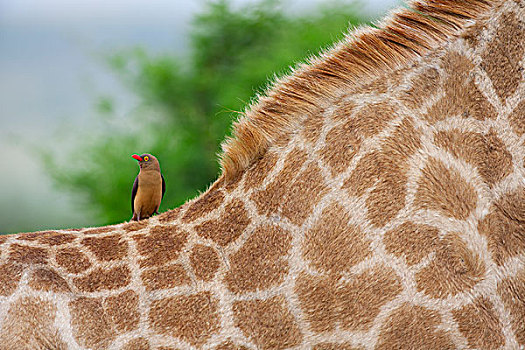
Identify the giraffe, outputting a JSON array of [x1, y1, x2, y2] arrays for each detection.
[[0, 0, 524, 348]]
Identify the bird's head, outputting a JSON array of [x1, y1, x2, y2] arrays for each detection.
[[132, 153, 160, 171]]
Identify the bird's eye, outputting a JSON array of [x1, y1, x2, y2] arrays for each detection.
[[144, 156, 149, 161]]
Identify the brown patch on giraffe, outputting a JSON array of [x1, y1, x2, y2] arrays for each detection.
[[225, 225, 292, 294], [243, 151, 280, 190], [122, 337, 150, 350], [313, 343, 362, 350], [149, 292, 219, 346], [17, 231, 76, 246], [414, 158, 477, 220], [233, 296, 302, 349], [251, 148, 308, 218], [321, 120, 361, 175], [70, 297, 117, 349], [416, 232, 485, 298], [74, 266, 131, 292], [462, 19, 487, 48], [133, 225, 188, 267], [426, 52, 496, 122], [498, 268, 525, 345], [376, 303, 455, 349], [337, 266, 402, 331], [214, 341, 250, 350], [103, 290, 140, 333], [157, 206, 183, 223], [195, 199, 251, 246], [0, 296, 67, 350], [296, 273, 338, 333], [190, 245, 220, 282], [182, 190, 224, 223], [338, 102, 398, 139], [0, 236, 6, 245], [452, 297, 505, 350], [481, 12, 525, 102], [509, 100, 525, 136], [281, 162, 329, 225], [55, 247, 91, 274], [141, 264, 190, 291], [384, 222, 439, 265], [401, 67, 440, 107], [0, 264, 23, 296], [435, 129, 513, 186], [8, 244, 48, 265], [343, 119, 421, 226], [28, 268, 70, 293], [83, 226, 113, 234], [303, 202, 371, 274], [122, 220, 148, 232], [301, 113, 326, 145], [81, 234, 128, 262], [478, 188, 525, 265]]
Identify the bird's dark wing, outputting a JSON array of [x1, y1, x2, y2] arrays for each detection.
[[161, 174, 166, 199], [131, 175, 139, 213]]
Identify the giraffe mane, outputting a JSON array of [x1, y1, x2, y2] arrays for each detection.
[[219, 0, 495, 180]]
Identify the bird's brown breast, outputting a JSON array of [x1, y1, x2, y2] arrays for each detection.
[[134, 170, 163, 218]]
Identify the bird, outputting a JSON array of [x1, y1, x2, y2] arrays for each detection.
[[131, 153, 165, 221]]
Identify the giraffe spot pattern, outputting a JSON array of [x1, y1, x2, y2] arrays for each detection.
[[8, 244, 48, 265], [55, 247, 91, 274], [225, 225, 292, 294], [303, 202, 371, 274], [376, 304, 455, 349], [122, 220, 148, 232], [0, 264, 23, 296], [481, 12, 525, 102], [508, 99, 525, 136], [70, 297, 117, 349], [149, 292, 219, 346], [251, 148, 309, 219], [133, 225, 188, 267], [103, 290, 140, 333], [452, 297, 505, 350], [313, 343, 363, 350], [195, 199, 251, 246], [182, 189, 224, 223], [28, 268, 70, 293], [416, 232, 485, 298], [190, 244, 220, 282], [344, 118, 422, 227], [81, 234, 128, 261], [233, 296, 302, 350], [17, 231, 76, 246], [121, 337, 150, 350], [400, 67, 440, 107], [321, 117, 361, 175], [83, 226, 113, 234], [498, 268, 525, 346], [426, 52, 496, 122], [435, 129, 513, 186], [73, 266, 131, 292], [243, 151, 279, 190], [213, 341, 250, 350], [414, 158, 477, 220], [141, 264, 190, 291], [384, 221, 439, 266], [478, 187, 525, 265], [0, 296, 66, 350], [301, 113, 327, 146]]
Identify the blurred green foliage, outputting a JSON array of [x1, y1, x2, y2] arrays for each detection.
[[42, 0, 368, 226]]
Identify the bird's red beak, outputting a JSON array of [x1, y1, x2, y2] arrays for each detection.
[[132, 154, 143, 161]]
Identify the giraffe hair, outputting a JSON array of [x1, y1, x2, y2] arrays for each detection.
[[219, 0, 495, 180]]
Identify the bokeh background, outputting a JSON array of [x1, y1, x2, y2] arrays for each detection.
[[0, 0, 399, 234]]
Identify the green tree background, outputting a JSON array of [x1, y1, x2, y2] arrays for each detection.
[[42, 0, 369, 227]]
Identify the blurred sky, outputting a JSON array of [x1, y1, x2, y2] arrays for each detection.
[[0, 0, 399, 233]]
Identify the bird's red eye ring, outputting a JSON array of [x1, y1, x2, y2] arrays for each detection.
[[144, 156, 149, 161]]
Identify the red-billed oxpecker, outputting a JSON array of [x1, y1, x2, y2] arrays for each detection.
[[131, 153, 165, 221]]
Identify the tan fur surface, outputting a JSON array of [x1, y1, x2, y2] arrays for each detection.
[[0, 0, 524, 349]]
